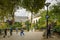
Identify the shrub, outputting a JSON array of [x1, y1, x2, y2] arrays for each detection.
[[53, 25, 60, 33]]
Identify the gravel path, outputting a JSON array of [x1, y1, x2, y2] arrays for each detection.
[[0, 32, 60, 40]]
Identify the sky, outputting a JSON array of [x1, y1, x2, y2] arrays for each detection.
[[15, 0, 59, 16]]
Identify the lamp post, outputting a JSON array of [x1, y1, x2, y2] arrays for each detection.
[[45, 3, 51, 38]]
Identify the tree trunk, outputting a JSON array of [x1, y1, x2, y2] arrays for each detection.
[[12, 11, 15, 25], [30, 12, 34, 31]]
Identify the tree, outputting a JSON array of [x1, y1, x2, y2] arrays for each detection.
[[0, 0, 22, 29], [0, 0, 21, 22], [20, 0, 46, 29], [37, 10, 46, 29], [50, 2, 60, 22]]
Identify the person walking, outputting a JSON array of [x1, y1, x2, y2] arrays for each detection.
[[3, 29, 7, 38], [47, 23, 51, 38], [10, 28, 13, 36], [20, 28, 24, 36]]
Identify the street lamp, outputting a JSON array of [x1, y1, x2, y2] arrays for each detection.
[[45, 3, 51, 38]]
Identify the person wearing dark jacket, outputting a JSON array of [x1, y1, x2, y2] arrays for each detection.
[[3, 29, 7, 38], [47, 24, 51, 38]]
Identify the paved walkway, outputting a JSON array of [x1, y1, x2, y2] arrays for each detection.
[[0, 31, 60, 40]]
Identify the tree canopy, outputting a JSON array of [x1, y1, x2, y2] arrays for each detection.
[[49, 2, 60, 22], [20, 0, 46, 13], [0, 0, 21, 22]]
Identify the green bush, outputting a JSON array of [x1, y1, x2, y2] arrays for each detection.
[[53, 25, 60, 33]]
